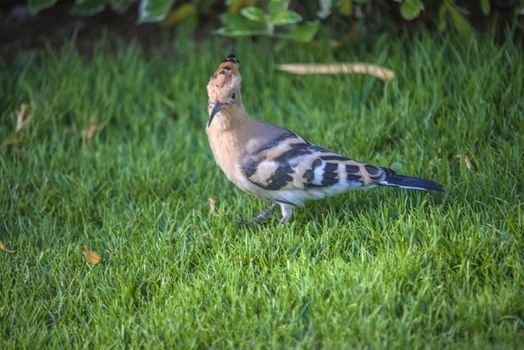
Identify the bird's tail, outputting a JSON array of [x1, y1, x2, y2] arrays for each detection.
[[378, 169, 444, 192]]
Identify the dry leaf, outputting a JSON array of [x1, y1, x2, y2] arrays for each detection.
[[276, 63, 395, 81], [81, 117, 99, 140], [160, 3, 195, 27], [16, 103, 32, 132], [2, 135, 20, 147], [3, 103, 31, 147], [463, 155, 472, 170], [454, 154, 472, 170], [208, 197, 218, 216], [0, 240, 16, 254], [80, 246, 102, 265], [329, 40, 343, 50]]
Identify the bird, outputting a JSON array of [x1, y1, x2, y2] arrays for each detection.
[[206, 54, 444, 225]]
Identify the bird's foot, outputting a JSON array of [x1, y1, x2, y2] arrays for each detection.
[[236, 203, 277, 226], [279, 203, 294, 225], [252, 203, 277, 224]]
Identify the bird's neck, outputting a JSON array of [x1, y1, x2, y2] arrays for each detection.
[[207, 103, 251, 132], [206, 102, 256, 179]]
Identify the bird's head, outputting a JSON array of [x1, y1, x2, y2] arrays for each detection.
[[206, 54, 242, 127]]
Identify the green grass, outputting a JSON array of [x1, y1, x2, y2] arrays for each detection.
[[1, 31, 523, 349]]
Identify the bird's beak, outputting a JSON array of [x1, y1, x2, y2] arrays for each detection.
[[208, 101, 226, 127]]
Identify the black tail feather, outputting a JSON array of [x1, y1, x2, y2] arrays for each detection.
[[380, 174, 444, 192]]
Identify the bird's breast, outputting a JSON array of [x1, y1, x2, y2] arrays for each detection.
[[206, 126, 252, 191]]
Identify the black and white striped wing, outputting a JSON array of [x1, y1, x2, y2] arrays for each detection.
[[241, 133, 389, 200]]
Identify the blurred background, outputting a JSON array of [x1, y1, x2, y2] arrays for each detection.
[[1, 0, 523, 59]]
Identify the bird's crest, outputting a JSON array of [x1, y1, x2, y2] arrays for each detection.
[[222, 54, 239, 65], [210, 54, 240, 89]]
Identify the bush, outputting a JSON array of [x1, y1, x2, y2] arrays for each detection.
[[23, 0, 524, 42]]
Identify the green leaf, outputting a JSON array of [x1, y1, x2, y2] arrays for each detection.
[[339, 0, 352, 16], [138, 0, 176, 23], [480, 0, 491, 15], [271, 10, 302, 25], [70, 0, 107, 16], [240, 7, 268, 23], [269, 0, 290, 17], [317, 0, 333, 19], [219, 13, 269, 32], [400, 0, 424, 20], [215, 13, 270, 37], [160, 3, 195, 26], [108, 0, 133, 13], [214, 27, 257, 37], [226, 0, 247, 12], [279, 20, 319, 42], [438, 3, 448, 31], [28, 0, 58, 14], [448, 5, 473, 37]]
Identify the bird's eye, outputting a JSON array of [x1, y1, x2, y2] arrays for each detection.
[[231, 92, 236, 100]]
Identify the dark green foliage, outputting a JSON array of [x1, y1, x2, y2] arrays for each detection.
[[27, 0, 58, 14], [138, 0, 177, 22], [22, 0, 524, 42], [215, 1, 320, 43], [400, 0, 425, 20]]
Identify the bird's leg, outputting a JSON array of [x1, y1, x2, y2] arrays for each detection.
[[279, 203, 294, 225], [252, 202, 277, 224]]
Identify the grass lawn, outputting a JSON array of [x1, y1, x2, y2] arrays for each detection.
[[1, 31, 523, 348]]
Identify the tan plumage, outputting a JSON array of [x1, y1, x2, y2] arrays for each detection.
[[206, 55, 443, 224]]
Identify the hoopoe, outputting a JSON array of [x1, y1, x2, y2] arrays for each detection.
[[206, 55, 443, 225]]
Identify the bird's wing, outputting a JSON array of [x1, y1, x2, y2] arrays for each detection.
[[241, 132, 391, 192]]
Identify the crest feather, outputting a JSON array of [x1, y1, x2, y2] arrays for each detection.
[[210, 54, 240, 87]]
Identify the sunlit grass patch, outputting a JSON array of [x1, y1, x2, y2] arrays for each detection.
[[1, 32, 523, 348]]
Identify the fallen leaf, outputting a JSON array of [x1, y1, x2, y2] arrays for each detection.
[[81, 117, 99, 140], [463, 155, 472, 170], [454, 154, 472, 170], [80, 246, 102, 265], [208, 197, 218, 216], [16, 103, 32, 132], [0, 240, 16, 254], [2, 135, 20, 147], [3, 103, 31, 146], [276, 63, 395, 81]]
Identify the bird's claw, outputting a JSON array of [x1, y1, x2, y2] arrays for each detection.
[[236, 203, 277, 226]]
